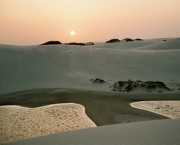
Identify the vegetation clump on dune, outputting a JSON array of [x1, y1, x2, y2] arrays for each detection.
[[90, 78, 106, 84], [41, 41, 62, 45], [86, 42, 94, 45], [123, 38, 134, 42], [106, 39, 121, 43], [65, 42, 86, 46], [110, 80, 171, 92], [135, 38, 143, 41], [65, 42, 94, 46]]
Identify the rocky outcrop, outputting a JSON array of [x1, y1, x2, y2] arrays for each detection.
[[90, 78, 106, 84], [123, 38, 134, 42], [41, 41, 62, 45], [106, 39, 121, 43], [110, 80, 171, 92]]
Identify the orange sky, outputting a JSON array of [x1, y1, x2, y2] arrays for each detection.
[[0, 0, 180, 45]]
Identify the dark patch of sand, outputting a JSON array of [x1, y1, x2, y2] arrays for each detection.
[[1, 89, 180, 126]]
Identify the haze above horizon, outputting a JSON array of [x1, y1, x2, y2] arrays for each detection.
[[0, 0, 180, 45]]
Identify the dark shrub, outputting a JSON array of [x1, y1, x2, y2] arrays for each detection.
[[66, 42, 86, 46], [123, 38, 134, 42], [106, 39, 121, 43], [135, 38, 143, 41], [86, 42, 94, 45], [41, 41, 62, 45]]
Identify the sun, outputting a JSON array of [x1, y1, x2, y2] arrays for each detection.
[[70, 31, 76, 36]]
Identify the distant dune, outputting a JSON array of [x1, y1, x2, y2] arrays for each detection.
[[135, 37, 180, 50], [0, 38, 180, 94]]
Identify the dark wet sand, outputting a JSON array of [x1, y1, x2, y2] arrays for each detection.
[[0, 89, 180, 126]]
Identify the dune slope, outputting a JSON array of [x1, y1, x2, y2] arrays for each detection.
[[0, 38, 180, 94], [0, 103, 96, 144]]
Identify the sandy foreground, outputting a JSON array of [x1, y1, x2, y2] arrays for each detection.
[[131, 101, 180, 119], [0, 103, 96, 144]]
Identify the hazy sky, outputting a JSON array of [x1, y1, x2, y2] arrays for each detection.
[[0, 0, 180, 45]]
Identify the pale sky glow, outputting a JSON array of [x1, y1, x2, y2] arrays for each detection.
[[0, 0, 180, 45]]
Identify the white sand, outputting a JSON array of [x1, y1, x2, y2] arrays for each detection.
[[0, 38, 180, 94], [0, 103, 96, 144], [130, 101, 180, 119]]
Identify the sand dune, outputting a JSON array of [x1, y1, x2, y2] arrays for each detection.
[[3, 119, 180, 145], [135, 38, 180, 50], [0, 103, 96, 144], [0, 38, 180, 94], [0, 38, 180, 144], [131, 101, 180, 119]]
